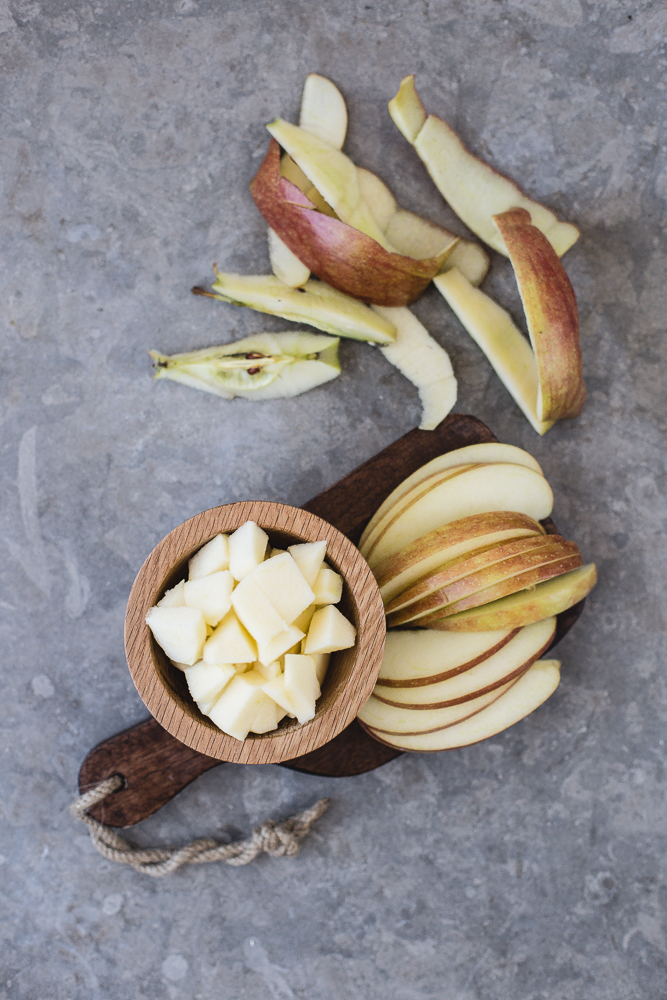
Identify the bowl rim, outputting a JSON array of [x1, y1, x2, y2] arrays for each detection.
[[124, 500, 386, 764]]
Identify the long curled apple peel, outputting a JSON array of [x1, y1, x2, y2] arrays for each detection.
[[493, 207, 585, 422]]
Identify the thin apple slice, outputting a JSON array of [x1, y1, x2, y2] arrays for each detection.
[[375, 511, 545, 605], [386, 538, 581, 627], [267, 227, 310, 288], [358, 677, 517, 735], [299, 73, 348, 149], [374, 617, 555, 708], [434, 268, 555, 435], [389, 76, 579, 258], [266, 119, 394, 249], [403, 545, 583, 628], [250, 141, 453, 306], [361, 463, 480, 564], [430, 563, 597, 631], [493, 207, 585, 421], [371, 305, 457, 431], [366, 462, 554, 568], [196, 268, 396, 344], [359, 442, 544, 554], [376, 628, 518, 687], [364, 659, 561, 751], [384, 534, 571, 618]]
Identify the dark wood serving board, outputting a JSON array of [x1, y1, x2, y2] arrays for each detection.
[[79, 415, 584, 827]]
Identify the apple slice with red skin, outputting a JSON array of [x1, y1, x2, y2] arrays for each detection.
[[360, 442, 544, 552], [375, 510, 545, 605], [407, 547, 583, 627], [386, 537, 582, 627], [250, 140, 456, 306], [361, 659, 561, 751], [373, 617, 556, 709], [384, 533, 573, 619], [493, 207, 585, 421], [358, 676, 518, 735], [376, 627, 519, 688], [428, 563, 597, 631]]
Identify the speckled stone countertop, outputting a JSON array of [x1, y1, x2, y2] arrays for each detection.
[[1, 2, 666, 997]]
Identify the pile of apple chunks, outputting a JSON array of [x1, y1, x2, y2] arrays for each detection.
[[191, 73, 583, 435], [145, 521, 356, 741], [356, 441, 597, 751]]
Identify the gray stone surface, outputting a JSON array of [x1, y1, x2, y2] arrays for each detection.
[[1, 1, 666, 997]]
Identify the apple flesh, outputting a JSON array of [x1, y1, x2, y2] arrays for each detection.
[[359, 442, 544, 554], [400, 544, 583, 628], [389, 75, 580, 259], [493, 207, 585, 421], [375, 510, 545, 605], [371, 305, 457, 431], [373, 617, 555, 708], [299, 73, 348, 150], [364, 462, 554, 568], [385, 533, 574, 615], [267, 227, 310, 288], [250, 141, 454, 306], [434, 268, 555, 435], [362, 659, 561, 751], [429, 563, 597, 631], [376, 627, 519, 687], [358, 676, 518, 735]]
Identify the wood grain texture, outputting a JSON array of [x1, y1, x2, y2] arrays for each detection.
[[80, 415, 586, 827], [125, 501, 386, 765]]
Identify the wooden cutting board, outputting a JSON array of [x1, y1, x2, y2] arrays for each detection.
[[79, 415, 584, 827]]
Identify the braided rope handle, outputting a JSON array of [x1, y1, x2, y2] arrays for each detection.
[[71, 775, 329, 877]]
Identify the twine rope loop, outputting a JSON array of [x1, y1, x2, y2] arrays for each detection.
[[71, 775, 329, 877]]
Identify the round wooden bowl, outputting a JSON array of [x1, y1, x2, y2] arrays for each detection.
[[124, 501, 386, 765]]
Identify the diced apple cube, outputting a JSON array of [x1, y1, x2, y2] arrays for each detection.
[[145, 606, 207, 666], [185, 661, 236, 705], [257, 624, 306, 666], [188, 534, 230, 579], [249, 694, 284, 734], [203, 610, 258, 664], [312, 653, 330, 685], [304, 604, 356, 654], [157, 580, 186, 608], [251, 552, 315, 625], [231, 573, 289, 646], [207, 670, 268, 740], [183, 569, 235, 626], [292, 606, 317, 632], [269, 547, 286, 557], [283, 653, 320, 724], [312, 566, 343, 605], [262, 674, 297, 717], [253, 659, 283, 681], [228, 521, 269, 581], [170, 659, 190, 672], [287, 540, 327, 587]]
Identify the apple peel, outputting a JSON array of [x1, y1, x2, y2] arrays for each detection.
[[493, 207, 585, 421], [389, 75, 580, 259], [251, 140, 456, 306]]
